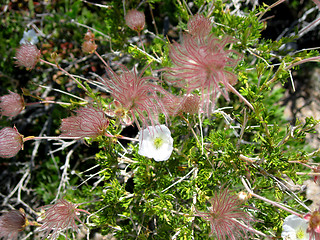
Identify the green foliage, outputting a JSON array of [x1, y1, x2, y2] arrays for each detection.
[[2, 0, 320, 239]]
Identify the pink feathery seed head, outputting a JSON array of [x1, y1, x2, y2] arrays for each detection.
[[161, 93, 200, 116], [0, 126, 24, 158], [102, 65, 169, 128], [168, 34, 239, 89], [167, 34, 240, 114], [178, 94, 200, 115], [160, 93, 181, 117], [312, 165, 320, 184], [125, 9, 145, 32], [106, 100, 134, 126], [0, 91, 25, 118], [0, 209, 28, 240], [187, 14, 212, 38], [15, 43, 41, 70], [82, 30, 97, 54], [304, 208, 320, 239], [195, 188, 254, 240], [59, 106, 109, 139], [82, 40, 97, 54], [38, 198, 89, 240], [84, 30, 95, 41]]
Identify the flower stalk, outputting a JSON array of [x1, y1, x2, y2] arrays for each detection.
[[241, 177, 303, 218]]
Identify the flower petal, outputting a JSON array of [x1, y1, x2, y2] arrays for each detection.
[[138, 125, 173, 161]]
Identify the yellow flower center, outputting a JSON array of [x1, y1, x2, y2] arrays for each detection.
[[153, 137, 164, 149], [296, 227, 306, 239]]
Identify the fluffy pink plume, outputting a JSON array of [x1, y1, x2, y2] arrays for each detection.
[[0, 127, 23, 158], [187, 14, 212, 38], [304, 208, 320, 239], [161, 93, 200, 116], [167, 34, 239, 112], [165, 14, 255, 113], [0, 91, 25, 118], [179, 94, 200, 115], [0, 209, 27, 240], [195, 188, 253, 239], [59, 106, 109, 138], [125, 9, 145, 32], [15, 43, 41, 69], [101, 66, 168, 128], [38, 198, 89, 240]]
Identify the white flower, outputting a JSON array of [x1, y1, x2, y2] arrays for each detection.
[[20, 29, 39, 45], [281, 215, 311, 240], [138, 125, 173, 161]]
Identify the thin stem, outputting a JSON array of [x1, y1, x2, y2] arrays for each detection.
[[232, 219, 272, 239], [289, 161, 314, 169], [28, 221, 41, 227], [36, 83, 88, 102], [23, 136, 82, 142], [226, 83, 254, 111], [285, 56, 320, 70], [198, 112, 204, 156], [137, 31, 147, 55], [288, 70, 296, 92], [237, 109, 248, 148], [256, 0, 285, 21], [115, 135, 139, 142], [239, 154, 256, 164], [247, 48, 271, 67], [182, 0, 193, 16], [298, 16, 320, 37], [309, 147, 320, 157], [94, 51, 114, 72], [39, 59, 88, 93], [181, 116, 201, 148], [54, 143, 78, 201], [129, 43, 162, 63], [259, 70, 279, 92], [148, 4, 158, 35], [241, 177, 303, 218], [162, 167, 197, 193], [104, 130, 138, 142], [25, 100, 72, 106], [131, 34, 156, 75], [276, 125, 298, 148], [122, 0, 126, 17], [24, 134, 138, 142], [296, 172, 320, 176], [71, 19, 111, 40], [76, 208, 91, 215], [79, 0, 111, 10]]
